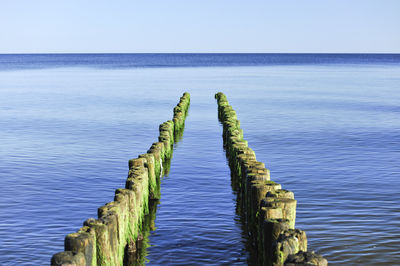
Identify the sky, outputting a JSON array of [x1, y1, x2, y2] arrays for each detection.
[[0, 0, 399, 53]]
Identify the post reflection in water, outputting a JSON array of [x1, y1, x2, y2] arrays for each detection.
[[124, 199, 160, 266]]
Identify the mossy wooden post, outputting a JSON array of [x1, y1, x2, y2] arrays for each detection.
[[114, 189, 139, 240], [139, 153, 160, 199], [159, 121, 174, 160], [147, 142, 165, 178], [84, 219, 112, 265], [261, 218, 290, 265], [272, 229, 307, 265], [64, 226, 96, 266], [173, 92, 190, 133], [285, 251, 328, 266], [262, 190, 297, 229], [51, 251, 86, 266]]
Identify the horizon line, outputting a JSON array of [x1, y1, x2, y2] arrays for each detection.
[[0, 52, 399, 55]]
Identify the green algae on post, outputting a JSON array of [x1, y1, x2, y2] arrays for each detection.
[[51, 92, 190, 266]]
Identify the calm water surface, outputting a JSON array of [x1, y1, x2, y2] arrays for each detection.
[[0, 54, 399, 265]]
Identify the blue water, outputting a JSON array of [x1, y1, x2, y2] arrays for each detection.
[[0, 54, 399, 265], [1, 53, 400, 71]]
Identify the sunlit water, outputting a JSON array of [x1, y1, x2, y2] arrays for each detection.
[[0, 54, 399, 265]]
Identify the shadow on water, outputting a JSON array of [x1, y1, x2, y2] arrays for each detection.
[[231, 170, 260, 266], [124, 199, 160, 266], [162, 158, 172, 177], [222, 127, 259, 266]]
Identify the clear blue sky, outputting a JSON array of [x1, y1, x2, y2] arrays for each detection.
[[0, 0, 399, 53]]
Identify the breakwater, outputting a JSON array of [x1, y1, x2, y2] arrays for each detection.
[[215, 92, 327, 266], [51, 92, 190, 266]]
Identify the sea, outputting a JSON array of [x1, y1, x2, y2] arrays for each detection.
[[0, 54, 399, 265]]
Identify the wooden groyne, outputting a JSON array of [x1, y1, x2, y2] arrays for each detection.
[[215, 92, 327, 266], [51, 92, 190, 266]]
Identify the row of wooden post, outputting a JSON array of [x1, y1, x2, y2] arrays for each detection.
[[51, 93, 190, 266], [215, 92, 327, 266]]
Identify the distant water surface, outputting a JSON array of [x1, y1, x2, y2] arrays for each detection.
[[0, 54, 399, 265], [1, 53, 400, 71]]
